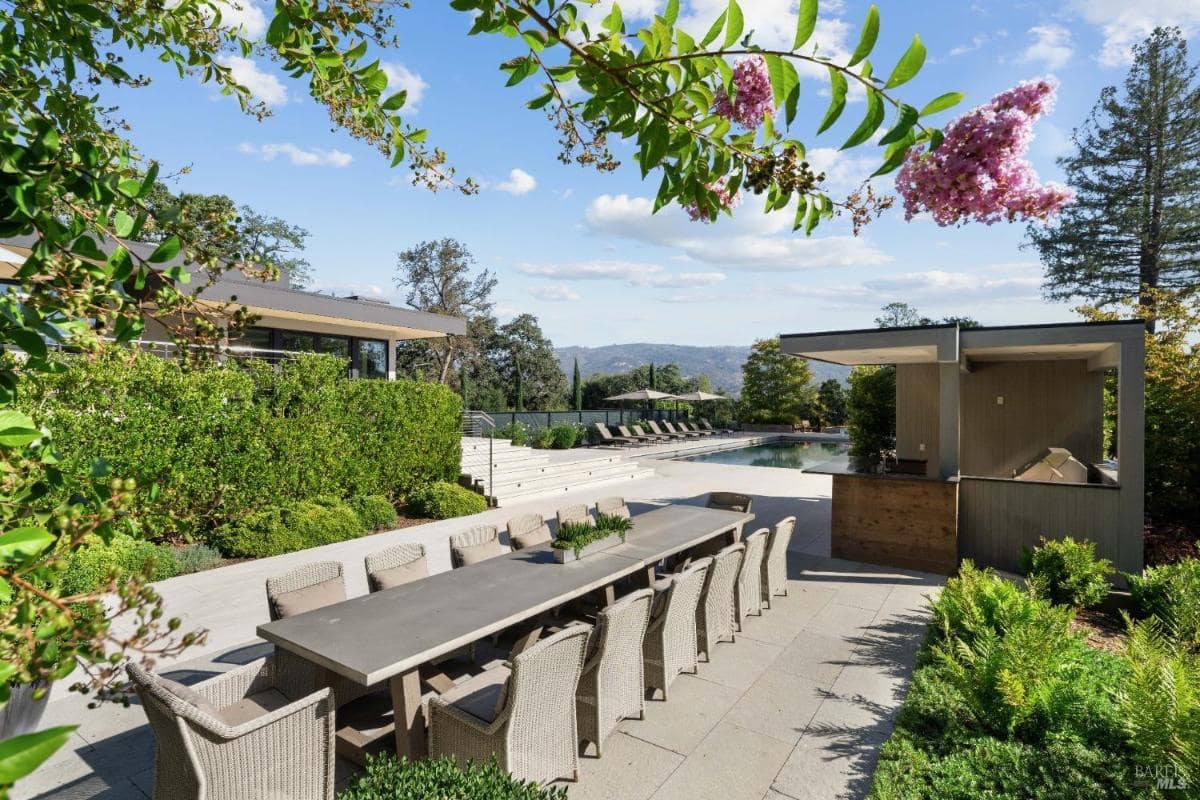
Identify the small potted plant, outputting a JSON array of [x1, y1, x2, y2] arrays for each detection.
[[552, 514, 633, 563]]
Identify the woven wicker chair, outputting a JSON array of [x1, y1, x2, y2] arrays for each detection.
[[364, 543, 427, 592], [735, 528, 770, 627], [576, 589, 653, 757], [706, 491, 753, 514], [450, 524, 502, 568], [762, 515, 797, 606], [595, 496, 631, 520], [265, 560, 345, 622], [643, 558, 711, 700], [127, 660, 335, 800], [697, 543, 744, 661], [506, 513, 551, 550], [557, 504, 595, 528], [429, 625, 592, 785]]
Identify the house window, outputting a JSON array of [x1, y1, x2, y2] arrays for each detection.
[[319, 335, 350, 359], [357, 339, 388, 379]]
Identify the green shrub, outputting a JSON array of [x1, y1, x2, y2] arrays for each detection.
[[212, 499, 364, 558], [172, 543, 224, 575], [1128, 559, 1200, 649], [408, 482, 486, 520], [494, 422, 527, 446], [549, 424, 579, 449], [530, 427, 555, 449], [929, 561, 1043, 648], [19, 348, 460, 543], [847, 365, 896, 470], [1019, 536, 1113, 609], [338, 755, 567, 800], [350, 494, 398, 531], [60, 533, 180, 595], [1115, 617, 1200, 786]]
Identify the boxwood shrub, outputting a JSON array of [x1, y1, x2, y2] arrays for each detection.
[[408, 482, 487, 519], [1019, 536, 1113, 609], [60, 533, 179, 595], [338, 756, 566, 800], [211, 498, 364, 558], [20, 348, 460, 544], [350, 494, 398, 531]]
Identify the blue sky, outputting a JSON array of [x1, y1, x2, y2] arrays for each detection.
[[106, 0, 1199, 347]]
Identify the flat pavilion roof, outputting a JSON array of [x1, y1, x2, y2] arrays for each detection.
[[779, 320, 1145, 370], [0, 238, 465, 341]]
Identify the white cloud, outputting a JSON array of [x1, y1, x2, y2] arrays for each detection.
[[1020, 25, 1073, 70], [584, 193, 890, 272], [220, 56, 287, 106], [518, 260, 726, 289], [805, 147, 879, 196], [307, 281, 392, 299], [787, 263, 1047, 310], [380, 62, 428, 112], [1071, 0, 1200, 66], [531, 284, 581, 302], [495, 168, 537, 195], [237, 142, 353, 167], [213, 0, 266, 37], [659, 292, 723, 304], [949, 34, 989, 57]]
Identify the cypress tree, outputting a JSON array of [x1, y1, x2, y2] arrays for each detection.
[[572, 358, 582, 412], [514, 354, 524, 412], [1028, 28, 1200, 329]]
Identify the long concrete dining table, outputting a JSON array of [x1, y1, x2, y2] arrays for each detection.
[[256, 504, 753, 761]]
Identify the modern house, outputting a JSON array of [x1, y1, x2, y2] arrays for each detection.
[[0, 235, 466, 378], [781, 320, 1144, 577]]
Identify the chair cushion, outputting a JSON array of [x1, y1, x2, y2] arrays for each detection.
[[272, 578, 346, 619], [440, 666, 511, 723], [157, 676, 220, 718], [511, 526, 550, 550], [215, 687, 291, 727], [455, 538, 504, 566], [373, 557, 428, 590]]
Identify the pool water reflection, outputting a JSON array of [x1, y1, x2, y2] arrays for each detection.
[[676, 441, 849, 470]]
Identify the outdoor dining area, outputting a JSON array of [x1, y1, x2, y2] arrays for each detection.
[[123, 494, 799, 799]]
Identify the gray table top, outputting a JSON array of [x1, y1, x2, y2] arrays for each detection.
[[257, 504, 752, 685]]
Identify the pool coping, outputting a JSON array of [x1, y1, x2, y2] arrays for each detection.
[[636, 432, 851, 463]]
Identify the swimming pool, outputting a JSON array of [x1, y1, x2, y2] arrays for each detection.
[[676, 440, 849, 470]]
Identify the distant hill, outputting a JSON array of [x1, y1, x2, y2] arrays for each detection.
[[554, 343, 850, 397]]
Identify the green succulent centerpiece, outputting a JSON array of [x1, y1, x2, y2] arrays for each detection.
[[552, 514, 633, 561]]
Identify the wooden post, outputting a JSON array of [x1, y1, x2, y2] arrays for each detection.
[[391, 668, 426, 760]]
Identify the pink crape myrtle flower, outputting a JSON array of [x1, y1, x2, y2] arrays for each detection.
[[714, 56, 774, 130], [685, 181, 741, 222], [896, 78, 1075, 226]]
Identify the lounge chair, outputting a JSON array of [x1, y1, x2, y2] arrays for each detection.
[[700, 418, 735, 435], [557, 503, 595, 528], [450, 524, 503, 568], [645, 420, 688, 440], [678, 421, 716, 437], [762, 516, 796, 606], [595, 496, 631, 520], [429, 625, 592, 785], [128, 659, 336, 800], [577, 589, 654, 757], [593, 422, 642, 447], [617, 424, 661, 443], [364, 543, 427, 592], [644, 558, 711, 700], [507, 513, 552, 550], [696, 543, 744, 661], [631, 424, 667, 442], [735, 528, 769, 627], [662, 421, 703, 438]]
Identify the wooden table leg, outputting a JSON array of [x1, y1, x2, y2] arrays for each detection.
[[603, 584, 616, 606], [391, 668, 426, 760], [639, 565, 657, 588]]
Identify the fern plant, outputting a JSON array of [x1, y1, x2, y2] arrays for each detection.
[[1019, 536, 1113, 609], [1127, 559, 1200, 650]]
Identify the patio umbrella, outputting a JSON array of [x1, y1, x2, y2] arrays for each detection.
[[605, 388, 677, 424], [673, 391, 731, 424]]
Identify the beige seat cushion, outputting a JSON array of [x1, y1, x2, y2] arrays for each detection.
[[215, 687, 291, 726], [511, 526, 550, 550], [455, 538, 503, 566], [440, 666, 511, 723], [158, 676, 219, 718], [373, 557, 428, 590], [273, 578, 346, 619]]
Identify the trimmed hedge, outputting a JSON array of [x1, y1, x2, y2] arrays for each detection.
[[351, 494, 398, 531], [60, 533, 179, 595], [408, 482, 486, 519], [21, 348, 461, 544], [211, 498, 364, 558], [338, 756, 567, 800]]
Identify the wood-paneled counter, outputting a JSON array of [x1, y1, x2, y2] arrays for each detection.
[[809, 463, 959, 574]]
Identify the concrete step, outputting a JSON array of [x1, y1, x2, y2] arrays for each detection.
[[479, 452, 627, 483], [491, 466, 657, 506], [487, 459, 647, 495], [460, 449, 552, 472]]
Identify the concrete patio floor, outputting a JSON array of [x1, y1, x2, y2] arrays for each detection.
[[16, 456, 942, 800]]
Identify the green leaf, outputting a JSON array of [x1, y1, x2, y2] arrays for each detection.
[[919, 91, 966, 117], [816, 67, 847, 134], [147, 236, 181, 264], [163, 266, 192, 285], [0, 727, 77, 785], [723, 0, 744, 48], [10, 329, 46, 361], [381, 91, 407, 111], [872, 135, 915, 177], [794, 0, 818, 49], [847, 4, 879, 67], [884, 34, 926, 89], [265, 13, 290, 46], [664, 0, 679, 25], [878, 103, 919, 145], [701, 9, 727, 47], [112, 211, 135, 238], [0, 527, 55, 566], [841, 88, 884, 149], [764, 54, 787, 108], [602, 3, 623, 33], [0, 409, 40, 447]]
